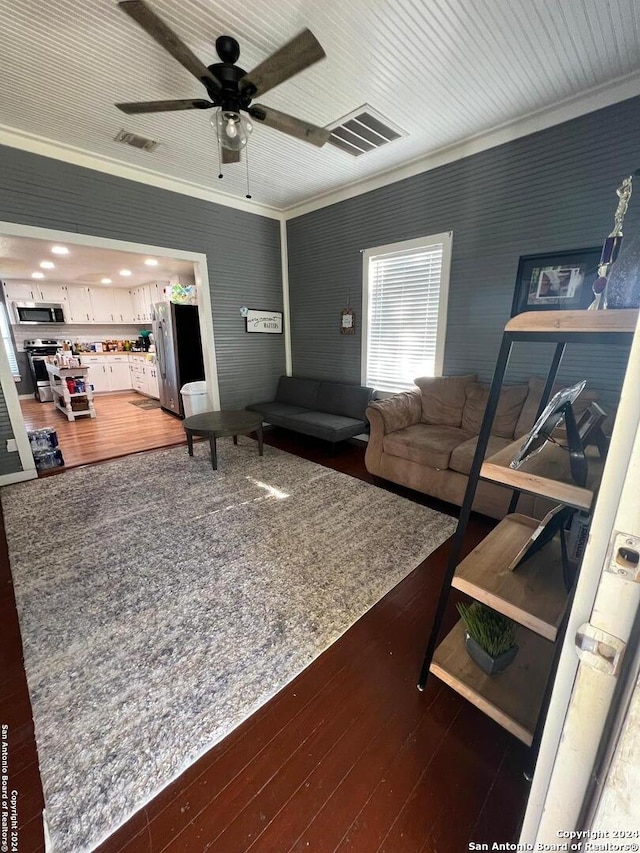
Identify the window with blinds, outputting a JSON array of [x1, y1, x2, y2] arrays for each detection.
[[362, 233, 452, 393], [0, 302, 20, 379]]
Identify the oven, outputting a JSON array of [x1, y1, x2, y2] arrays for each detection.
[[24, 340, 63, 402]]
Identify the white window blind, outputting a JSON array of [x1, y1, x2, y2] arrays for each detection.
[[363, 235, 451, 393], [0, 303, 20, 378]]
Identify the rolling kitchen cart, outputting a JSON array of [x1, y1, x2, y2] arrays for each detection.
[[46, 362, 97, 422]]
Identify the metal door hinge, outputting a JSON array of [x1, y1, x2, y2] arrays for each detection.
[[575, 623, 626, 676], [605, 531, 640, 582]]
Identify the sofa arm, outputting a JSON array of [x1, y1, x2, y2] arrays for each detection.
[[365, 391, 422, 475], [367, 390, 422, 434]]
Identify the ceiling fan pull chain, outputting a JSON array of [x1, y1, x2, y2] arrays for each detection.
[[216, 118, 223, 180], [245, 143, 252, 199]]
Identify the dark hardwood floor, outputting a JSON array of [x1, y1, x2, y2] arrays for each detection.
[[0, 429, 531, 853]]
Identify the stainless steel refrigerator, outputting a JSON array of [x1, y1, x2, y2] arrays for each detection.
[[153, 302, 205, 417]]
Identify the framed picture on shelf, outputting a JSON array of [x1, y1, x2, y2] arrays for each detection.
[[510, 247, 601, 316]]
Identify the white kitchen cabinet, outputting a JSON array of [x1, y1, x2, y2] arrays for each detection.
[[107, 360, 132, 391], [83, 355, 132, 392], [131, 288, 144, 323], [3, 282, 38, 301], [65, 286, 93, 323], [113, 289, 135, 323], [37, 283, 67, 305], [88, 287, 117, 323], [142, 284, 153, 322], [84, 360, 110, 393], [146, 364, 160, 398]]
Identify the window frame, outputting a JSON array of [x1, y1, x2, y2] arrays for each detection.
[[360, 232, 453, 393]]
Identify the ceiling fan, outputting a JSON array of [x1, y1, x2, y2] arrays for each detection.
[[115, 0, 331, 164]]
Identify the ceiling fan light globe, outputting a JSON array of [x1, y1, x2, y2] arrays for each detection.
[[212, 108, 252, 151]]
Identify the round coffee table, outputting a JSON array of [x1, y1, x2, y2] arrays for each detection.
[[183, 410, 264, 470]]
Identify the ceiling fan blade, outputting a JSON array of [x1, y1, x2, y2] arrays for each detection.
[[116, 99, 213, 114], [118, 1, 221, 94], [240, 29, 325, 97], [249, 104, 330, 147], [221, 148, 241, 164]]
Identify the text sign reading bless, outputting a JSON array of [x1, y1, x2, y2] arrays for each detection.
[[245, 309, 283, 334]]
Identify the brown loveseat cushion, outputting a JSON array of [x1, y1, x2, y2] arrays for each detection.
[[449, 434, 513, 476], [461, 382, 529, 439], [414, 375, 477, 427], [383, 423, 471, 469]]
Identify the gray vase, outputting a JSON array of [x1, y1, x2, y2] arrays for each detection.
[[605, 232, 640, 308], [465, 632, 518, 675]]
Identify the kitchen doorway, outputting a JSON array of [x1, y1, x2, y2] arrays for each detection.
[[0, 222, 219, 473]]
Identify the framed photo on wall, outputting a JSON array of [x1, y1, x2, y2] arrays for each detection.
[[511, 247, 601, 316]]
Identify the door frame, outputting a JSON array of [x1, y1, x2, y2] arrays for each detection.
[[0, 220, 221, 416]]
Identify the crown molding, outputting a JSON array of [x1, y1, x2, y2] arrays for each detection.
[[282, 69, 640, 221], [0, 124, 283, 221]]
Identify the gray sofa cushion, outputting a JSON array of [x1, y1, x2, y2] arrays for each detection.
[[316, 381, 374, 419], [246, 401, 310, 419], [275, 376, 320, 408], [284, 411, 367, 442]]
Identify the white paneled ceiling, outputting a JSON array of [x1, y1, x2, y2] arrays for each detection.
[[1, 0, 639, 212], [0, 235, 195, 287]]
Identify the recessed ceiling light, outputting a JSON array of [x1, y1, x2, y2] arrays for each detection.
[[51, 245, 69, 255], [40, 260, 55, 269], [144, 258, 158, 266], [31, 272, 45, 279], [101, 278, 113, 284], [119, 269, 132, 277]]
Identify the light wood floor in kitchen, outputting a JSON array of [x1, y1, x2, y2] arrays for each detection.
[[20, 392, 187, 469]]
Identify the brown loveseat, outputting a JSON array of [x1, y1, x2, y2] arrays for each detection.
[[365, 375, 597, 519]]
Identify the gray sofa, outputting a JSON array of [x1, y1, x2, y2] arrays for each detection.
[[247, 376, 374, 446]]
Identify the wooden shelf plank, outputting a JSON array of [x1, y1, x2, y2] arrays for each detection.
[[430, 621, 555, 746], [453, 514, 568, 640], [480, 440, 603, 510], [505, 309, 638, 336]]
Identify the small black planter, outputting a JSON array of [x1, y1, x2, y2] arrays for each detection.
[[465, 633, 518, 675]]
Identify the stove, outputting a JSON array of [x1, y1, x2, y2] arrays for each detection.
[[24, 339, 64, 402]]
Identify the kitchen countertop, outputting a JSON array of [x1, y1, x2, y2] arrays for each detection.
[[77, 351, 155, 357]]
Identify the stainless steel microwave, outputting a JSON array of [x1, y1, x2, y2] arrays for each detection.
[[12, 302, 66, 324]]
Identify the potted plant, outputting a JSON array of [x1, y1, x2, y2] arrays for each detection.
[[456, 601, 518, 675]]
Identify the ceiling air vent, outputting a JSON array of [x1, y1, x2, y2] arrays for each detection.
[[114, 129, 159, 152], [328, 106, 406, 157]]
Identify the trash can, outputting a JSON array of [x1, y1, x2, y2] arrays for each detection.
[[181, 381, 209, 417]]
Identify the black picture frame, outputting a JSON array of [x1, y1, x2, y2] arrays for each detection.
[[511, 247, 601, 316]]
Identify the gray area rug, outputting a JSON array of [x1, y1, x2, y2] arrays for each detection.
[[3, 440, 456, 852]]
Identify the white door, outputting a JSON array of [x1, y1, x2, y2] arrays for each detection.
[[88, 287, 116, 323], [36, 283, 66, 304], [522, 314, 640, 842], [3, 282, 37, 301], [131, 287, 144, 323], [113, 289, 135, 324], [86, 362, 109, 393], [140, 284, 153, 322], [65, 286, 93, 323], [107, 360, 131, 391], [147, 365, 159, 399]]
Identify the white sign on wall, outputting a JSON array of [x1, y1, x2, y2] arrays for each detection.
[[245, 309, 283, 334]]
